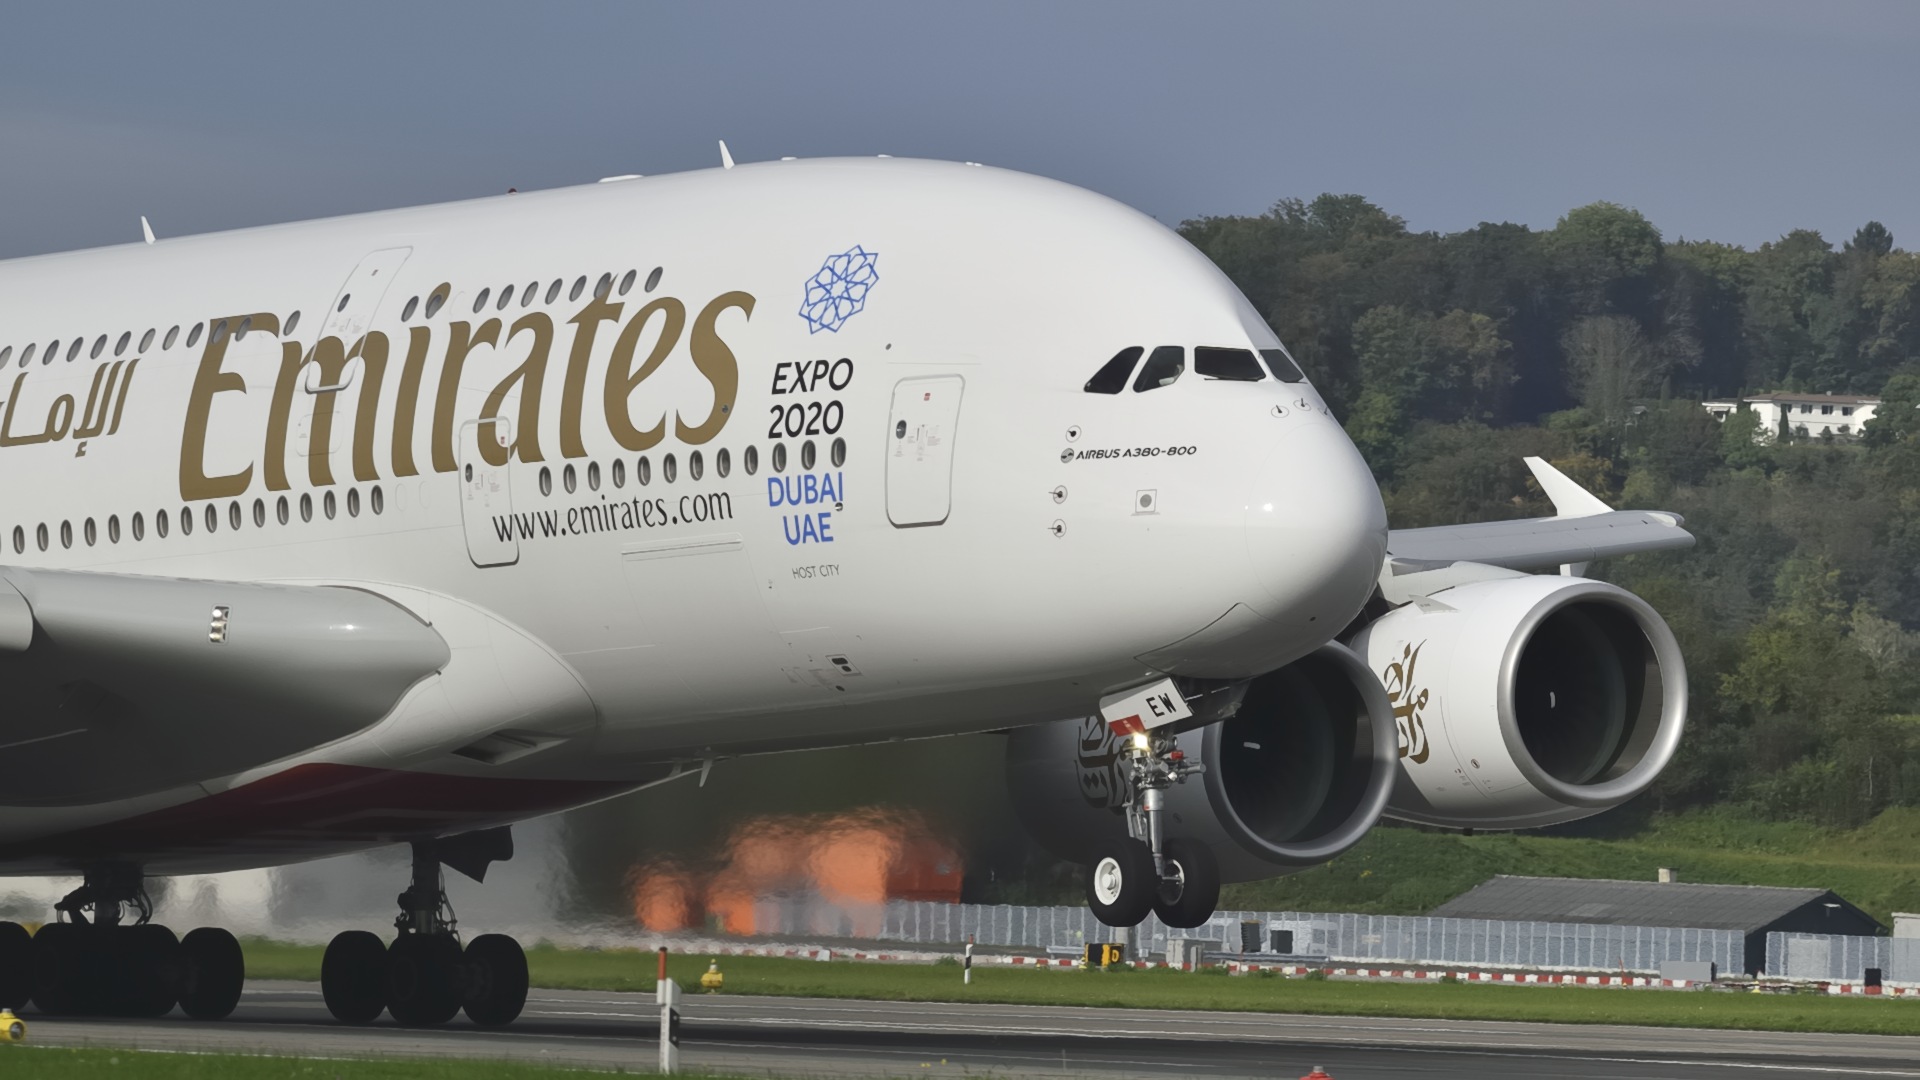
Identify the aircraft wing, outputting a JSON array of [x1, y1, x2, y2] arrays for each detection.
[[1385, 457, 1695, 572], [0, 567, 451, 808]]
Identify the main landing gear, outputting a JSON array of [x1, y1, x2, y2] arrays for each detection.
[[1084, 729, 1222, 930], [321, 828, 529, 1027], [0, 826, 530, 1028], [0, 865, 243, 1019]]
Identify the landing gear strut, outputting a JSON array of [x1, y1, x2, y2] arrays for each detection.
[[0, 865, 243, 1019], [320, 827, 528, 1027], [1084, 726, 1221, 929]]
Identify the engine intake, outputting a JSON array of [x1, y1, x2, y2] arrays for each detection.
[[1352, 575, 1686, 829], [1008, 642, 1396, 884]]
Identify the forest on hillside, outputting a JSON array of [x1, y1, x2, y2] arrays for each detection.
[[1180, 197, 1920, 828]]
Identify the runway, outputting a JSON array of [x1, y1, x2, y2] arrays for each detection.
[[20, 980, 1920, 1079]]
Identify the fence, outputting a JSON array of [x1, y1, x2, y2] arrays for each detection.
[[875, 900, 1742, 975], [1765, 933, 1920, 983]]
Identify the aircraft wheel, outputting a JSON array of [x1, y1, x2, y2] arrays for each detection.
[[321, 931, 388, 1025], [122, 924, 182, 1017], [1152, 837, 1221, 929], [386, 933, 461, 1027], [179, 927, 244, 1020], [461, 934, 528, 1027], [0, 922, 30, 1008], [30, 922, 96, 1015], [1085, 837, 1157, 927]]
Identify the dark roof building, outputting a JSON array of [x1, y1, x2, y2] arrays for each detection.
[[1431, 875, 1884, 975]]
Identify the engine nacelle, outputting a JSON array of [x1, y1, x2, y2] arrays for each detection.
[[1007, 643, 1396, 884], [1352, 575, 1686, 830]]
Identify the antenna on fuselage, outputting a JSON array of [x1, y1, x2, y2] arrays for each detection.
[[718, 140, 735, 170], [139, 216, 156, 245]]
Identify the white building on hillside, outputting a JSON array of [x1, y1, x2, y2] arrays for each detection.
[[1703, 392, 1879, 442]]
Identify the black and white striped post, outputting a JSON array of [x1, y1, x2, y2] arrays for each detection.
[[964, 935, 973, 985], [657, 946, 681, 1074]]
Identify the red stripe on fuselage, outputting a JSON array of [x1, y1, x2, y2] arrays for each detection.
[[0, 763, 631, 874]]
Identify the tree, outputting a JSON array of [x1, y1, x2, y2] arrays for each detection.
[[1547, 202, 1663, 318], [1848, 222, 1894, 258], [1562, 315, 1655, 434]]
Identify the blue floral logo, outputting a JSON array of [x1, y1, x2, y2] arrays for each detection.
[[799, 246, 880, 333]]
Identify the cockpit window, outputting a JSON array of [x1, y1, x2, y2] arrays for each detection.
[[1259, 347, 1307, 383], [1084, 346, 1144, 394], [1132, 346, 1184, 392], [1193, 347, 1266, 382]]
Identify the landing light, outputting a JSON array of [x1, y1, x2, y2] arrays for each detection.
[[1263, 503, 1273, 513]]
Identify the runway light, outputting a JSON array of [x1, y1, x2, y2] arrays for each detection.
[[0, 1008, 24, 1042]]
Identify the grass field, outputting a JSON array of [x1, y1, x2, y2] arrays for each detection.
[[237, 942, 1920, 1037], [1221, 807, 1920, 922], [0, 1048, 651, 1078]]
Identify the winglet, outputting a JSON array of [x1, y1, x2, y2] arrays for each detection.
[[1524, 456, 1611, 518], [718, 140, 735, 170], [140, 216, 155, 245]]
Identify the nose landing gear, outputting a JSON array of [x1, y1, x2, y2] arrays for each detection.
[[319, 827, 529, 1028], [1083, 726, 1222, 929]]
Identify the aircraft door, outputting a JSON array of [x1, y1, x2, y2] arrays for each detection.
[[459, 417, 517, 567], [289, 247, 412, 475], [318, 247, 412, 343], [886, 375, 965, 527]]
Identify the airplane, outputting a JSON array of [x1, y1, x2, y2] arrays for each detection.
[[0, 154, 1692, 1028]]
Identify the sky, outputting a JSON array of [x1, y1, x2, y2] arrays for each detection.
[[4, 1, 1920, 259]]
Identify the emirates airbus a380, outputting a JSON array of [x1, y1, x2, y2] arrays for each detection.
[[0, 153, 1691, 1028]]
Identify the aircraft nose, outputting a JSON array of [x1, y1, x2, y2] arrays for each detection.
[[1243, 418, 1388, 628]]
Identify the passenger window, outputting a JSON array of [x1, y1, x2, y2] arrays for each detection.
[[1193, 347, 1266, 382], [1259, 348, 1307, 383], [1132, 346, 1184, 392], [1085, 347, 1144, 394]]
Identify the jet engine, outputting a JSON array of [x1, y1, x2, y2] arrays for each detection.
[[1007, 643, 1397, 884], [1351, 574, 1686, 831]]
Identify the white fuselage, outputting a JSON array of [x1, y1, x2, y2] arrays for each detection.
[[0, 159, 1387, 874]]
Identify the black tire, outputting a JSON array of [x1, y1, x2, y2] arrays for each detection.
[[461, 934, 528, 1027], [1085, 837, 1157, 927], [178, 927, 244, 1020], [122, 924, 182, 1017], [1152, 837, 1221, 930], [321, 931, 388, 1025], [30, 922, 95, 1015], [0, 921, 30, 1009], [385, 934, 461, 1027]]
